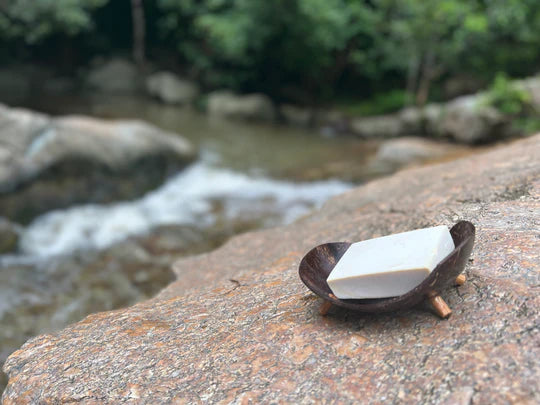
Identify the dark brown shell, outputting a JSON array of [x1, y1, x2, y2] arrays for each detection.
[[298, 221, 475, 312]]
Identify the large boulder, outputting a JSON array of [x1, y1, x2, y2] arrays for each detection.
[[517, 75, 540, 110], [86, 58, 139, 93], [398, 106, 423, 134], [207, 91, 276, 122], [369, 136, 470, 172], [3, 134, 539, 403], [145, 71, 199, 104], [349, 96, 508, 143], [313, 109, 349, 135], [0, 104, 196, 223], [422, 103, 445, 136], [279, 104, 313, 127], [350, 113, 405, 138], [436, 95, 508, 143]]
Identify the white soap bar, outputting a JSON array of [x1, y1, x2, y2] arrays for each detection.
[[327, 226, 455, 299]]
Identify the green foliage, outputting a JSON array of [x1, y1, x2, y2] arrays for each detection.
[[157, 0, 378, 100], [512, 117, 540, 135], [484, 73, 531, 115], [369, 0, 539, 104], [1, 0, 540, 105], [337, 90, 409, 116], [0, 0, 108, 44], [156, 0, 540, 103], [374, 0, 484, 70]]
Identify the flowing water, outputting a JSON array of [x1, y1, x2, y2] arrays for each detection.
[[18, 160, 350, 257], [12, 93, 385, 258], [1, 93, 387, 389]]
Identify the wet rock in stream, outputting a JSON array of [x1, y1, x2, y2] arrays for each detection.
[[0, 104, 196, 223]]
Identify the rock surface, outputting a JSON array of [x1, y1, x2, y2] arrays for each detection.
[[0, 224, 234, 391], [345, 76, 540, 143], [369, 136, 471, 172], [434, 95, 506, 143], [146, 71, 199, 104], [0, 104, 195, 223], [517, 75, 540, 110], [3, 135, 540, 404], [207, 91, 276, 122], [279, 104, 313, 127], [349, 95, 508, 144], [86, 58, 139, 93], [350, 113, 406, 138]]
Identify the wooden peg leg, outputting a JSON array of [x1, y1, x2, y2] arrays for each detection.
[[319, 301, 333, 316], [455, 274, 466, 286], [428, 294, 452, 319]]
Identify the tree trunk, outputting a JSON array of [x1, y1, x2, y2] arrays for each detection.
[[406, 55, 419, 106], [416, 71, 431, 107], [415, 50, 435, 106], [131, 0, 146, 71]]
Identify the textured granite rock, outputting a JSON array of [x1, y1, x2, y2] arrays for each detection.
[[0, 224, 235, 392], [3, 135, 540, 404]]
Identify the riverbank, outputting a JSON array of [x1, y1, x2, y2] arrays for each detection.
[[3, 133, 538, 403], [0, 97, 468, 388], [0, 101, 353, 391], [2, 60, 540, 144], [0, 96, 513, 394]]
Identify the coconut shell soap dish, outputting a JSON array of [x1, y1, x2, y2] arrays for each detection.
[[299, 221, 475, 319]]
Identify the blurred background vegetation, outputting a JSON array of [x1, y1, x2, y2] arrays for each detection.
[[1, 0, 539, 110], [1, 0, 540, 393]]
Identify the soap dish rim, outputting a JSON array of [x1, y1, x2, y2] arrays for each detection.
[[298, 221, 475, 313]]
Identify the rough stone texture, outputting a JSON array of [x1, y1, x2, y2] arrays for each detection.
[[0, 104, 195, 222], [145, 71, 199, 105], [0, 224, 232, 392], [3, 135, 540, 404], [207, 91, 276, 122]]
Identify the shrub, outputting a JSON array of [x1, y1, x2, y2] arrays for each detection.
[[337, 90, 409, 116], [484, 73, 531, 115]]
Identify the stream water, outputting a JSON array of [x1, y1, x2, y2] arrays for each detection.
[[1, 93, 388, 389], [11, 93, 386, 258], [18, 159, 350, 257], [28, 93, 380, 180]]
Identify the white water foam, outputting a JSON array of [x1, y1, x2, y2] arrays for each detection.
[[19, 162, 350, 257]]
